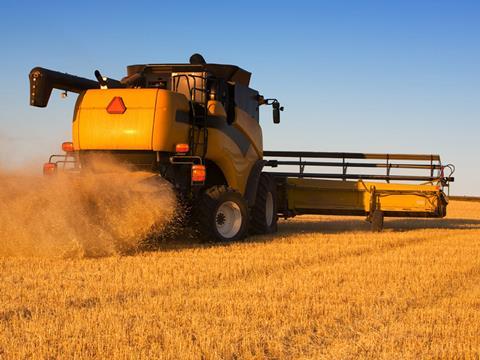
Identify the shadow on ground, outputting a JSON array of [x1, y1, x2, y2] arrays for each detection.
[[139, 217, 480, 254], [278, 217, 480, 235]]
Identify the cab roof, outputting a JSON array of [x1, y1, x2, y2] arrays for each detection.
[[126, 63, 251, 86]]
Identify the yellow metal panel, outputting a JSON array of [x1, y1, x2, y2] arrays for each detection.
[[286, 178, 443, 216], [203, 107, 261, 195], [359, 181, 440, 213], [233, 108, 263, 158], [71, 93, 84, 150], [287, 179, 362, 211], [75, 89, 158, 150], [206, 127, 259, 195], [152, 90, 190, 152]]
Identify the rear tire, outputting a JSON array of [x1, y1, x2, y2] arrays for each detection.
[[196, 186, 249, 242], [250, 173, 278, 235]]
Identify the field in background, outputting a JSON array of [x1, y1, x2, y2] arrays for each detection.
[[1, 200, 480, 359]]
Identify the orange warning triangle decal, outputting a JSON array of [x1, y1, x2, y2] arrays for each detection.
[[106, 96, 126, 114]]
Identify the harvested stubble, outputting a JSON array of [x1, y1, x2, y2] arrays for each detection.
[[1, 201, 480, 359]]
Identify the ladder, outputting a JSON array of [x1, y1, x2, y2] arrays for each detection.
[[188, 75, 208, 158]]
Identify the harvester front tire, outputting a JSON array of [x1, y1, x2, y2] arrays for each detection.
[[196, 186, 249, 242], [250, 173, 278, 235]]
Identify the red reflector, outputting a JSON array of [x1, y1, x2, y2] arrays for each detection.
[[62, 141, 74, 152], [106, 96, 126, 114], [43, 162, 57, 176], [175, 143, 189, 153], [191, 165, 206, 183]]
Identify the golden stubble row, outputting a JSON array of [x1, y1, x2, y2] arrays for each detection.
[[1, 201, 480, 359]]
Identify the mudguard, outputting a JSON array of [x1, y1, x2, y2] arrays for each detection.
[[244, 159, 266, 207]]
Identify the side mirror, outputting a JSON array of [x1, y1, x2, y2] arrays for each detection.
[[259, 97, 284, 124], [272, 101, 283, 124], [273, 107, 280, 124]]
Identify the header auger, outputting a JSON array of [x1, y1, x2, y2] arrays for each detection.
[[31, 54, 453, 241]]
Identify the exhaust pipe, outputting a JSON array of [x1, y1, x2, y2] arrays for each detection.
[[29, 67, 99, 107]]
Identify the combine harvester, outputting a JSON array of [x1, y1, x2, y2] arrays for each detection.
[[30, 54, 454, 241]]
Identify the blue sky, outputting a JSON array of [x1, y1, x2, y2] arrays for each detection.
[[0, 0, 478, 195]]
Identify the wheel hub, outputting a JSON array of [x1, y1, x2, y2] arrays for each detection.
[[216, 212, 226, 226], [215, 201, 242, 239]]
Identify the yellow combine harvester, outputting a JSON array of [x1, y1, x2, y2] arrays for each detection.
[[29, 54, 454, 241]]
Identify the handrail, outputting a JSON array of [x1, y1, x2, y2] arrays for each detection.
[[266, 160, 442, 170], [263, 150, 454, 184], [265, 172, 453, 182], [263, 150, 441, 161]]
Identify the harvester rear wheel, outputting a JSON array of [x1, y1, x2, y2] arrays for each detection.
[[250, 173, 278, 235], [196, 186, 249, 242]]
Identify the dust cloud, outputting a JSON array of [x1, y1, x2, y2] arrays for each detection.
[[0, 156, 177, 258]]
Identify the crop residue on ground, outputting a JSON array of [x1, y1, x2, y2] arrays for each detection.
[[1, 201, 479, 358], [0, 158, 176, 258]]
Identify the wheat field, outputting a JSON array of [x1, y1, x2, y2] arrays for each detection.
[[1, 200, 479, 359]]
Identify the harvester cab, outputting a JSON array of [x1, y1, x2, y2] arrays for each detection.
[[30, 54, 453, 242]]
